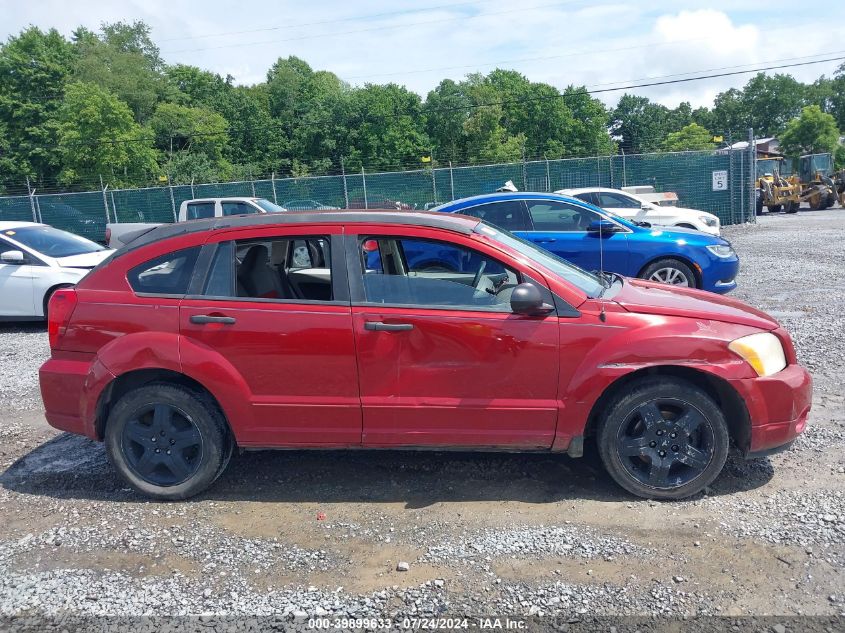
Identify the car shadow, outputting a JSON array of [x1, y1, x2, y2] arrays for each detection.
[[0, 432, 774, 507], [0, 322, 46, 333]]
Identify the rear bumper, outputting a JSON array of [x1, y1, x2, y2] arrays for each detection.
[[39, 355, 112, 440], [730, 363, 812, 455]]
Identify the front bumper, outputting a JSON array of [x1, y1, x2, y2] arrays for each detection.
[[700, 257, 739, 294], [730, 363, 812, 456]]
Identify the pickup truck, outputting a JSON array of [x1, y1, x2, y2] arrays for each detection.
[[105, 197, 286, 248]]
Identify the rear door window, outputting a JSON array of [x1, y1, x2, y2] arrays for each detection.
[[201, 236, 333, 302], [458, 200, 530, 231], [128, 246, 201, 296]]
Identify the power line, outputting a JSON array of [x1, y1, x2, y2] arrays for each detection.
[[160, 1, 577, 55], [156, 1, 488, 42]]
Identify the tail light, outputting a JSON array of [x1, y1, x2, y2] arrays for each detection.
[[104, 227, 111, 245], [48, 288, 78, 349]]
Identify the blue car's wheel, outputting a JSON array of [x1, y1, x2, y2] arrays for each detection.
[[641, 258, 697, 289]]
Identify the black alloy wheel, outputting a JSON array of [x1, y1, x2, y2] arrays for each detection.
[[121, 403, 203, 486], [105, 383, 232, 500], [615, 399, 714, 488], [597, 377, 729, 500]]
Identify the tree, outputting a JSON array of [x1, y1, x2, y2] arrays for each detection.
[[741, 73, 807, 135], [72, 21, 170, 123], [148, 103, 229, 181], [610, 94, 673, 154], [344, 83, 430, 170], [0, 27, 76, 186], [55, 82, 158, 187], [424, 79, 471, 163], [559, 86, 614, 156], [778, 105, 840, 157], [662, 123, 716, 151]]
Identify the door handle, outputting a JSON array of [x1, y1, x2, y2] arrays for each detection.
[[534, 238, 557, 243], [190, 315, 236, 324], [364, 321, 414, 332]]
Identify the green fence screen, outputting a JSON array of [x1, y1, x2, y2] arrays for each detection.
[[0, 149, 755, 241]]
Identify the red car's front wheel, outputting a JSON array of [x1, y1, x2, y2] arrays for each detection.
[[597, 376, 730, 500]]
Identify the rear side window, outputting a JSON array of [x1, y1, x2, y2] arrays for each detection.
[[186, 202, 215, 220], [128, 246, 201, 296]]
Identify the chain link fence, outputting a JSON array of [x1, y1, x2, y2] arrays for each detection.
[[0, 148, 756, 242]]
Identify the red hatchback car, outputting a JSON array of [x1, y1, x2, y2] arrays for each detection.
[[39, 211, 811, 500]]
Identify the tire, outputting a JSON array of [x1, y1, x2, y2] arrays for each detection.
[[785, 201, 799, 214], [105, 383, 233, 500], [640, 258, 697, 288], [596, 377, 730, 500], [767, 204, 782, 213]]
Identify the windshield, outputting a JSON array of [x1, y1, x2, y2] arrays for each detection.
[[254, 199, 287, 213], [3, 226, 106, 258], [476, 223, 605, 298]]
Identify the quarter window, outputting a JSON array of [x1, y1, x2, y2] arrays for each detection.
[[128, 246, 201, 296], [526, 200, 599, 231], [360, 237, 519, 312]]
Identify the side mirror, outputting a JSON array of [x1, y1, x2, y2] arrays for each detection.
[[0, 250, 25, 264], [510, 283, 554, 316], [586, 219, 619, 234]]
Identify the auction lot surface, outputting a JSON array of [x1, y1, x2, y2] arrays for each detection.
[[0, 209, 843, 624]]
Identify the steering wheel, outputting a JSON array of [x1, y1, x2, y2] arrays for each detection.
[[471, 260, 487, 290]]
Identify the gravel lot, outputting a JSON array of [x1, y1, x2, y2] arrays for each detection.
[[0, 208, 843, 629]]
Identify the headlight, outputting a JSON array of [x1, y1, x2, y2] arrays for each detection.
[[705, 244, 734, 258], [728, 332, 786, 377], [699, 215, 719, 227]]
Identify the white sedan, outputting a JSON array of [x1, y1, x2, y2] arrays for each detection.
[[0, 222, 113, 320], [556, 187, 721, 235]]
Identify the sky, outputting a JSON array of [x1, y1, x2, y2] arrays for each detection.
[[2, 0, 844, 108]]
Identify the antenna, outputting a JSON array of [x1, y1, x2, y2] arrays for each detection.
[[598, 209, 607, 322]]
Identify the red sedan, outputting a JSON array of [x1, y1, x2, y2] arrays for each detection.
[[39, 211, 811, 500]]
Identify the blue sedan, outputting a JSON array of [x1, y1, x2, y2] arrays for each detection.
[[427, 192, 739, 294]]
